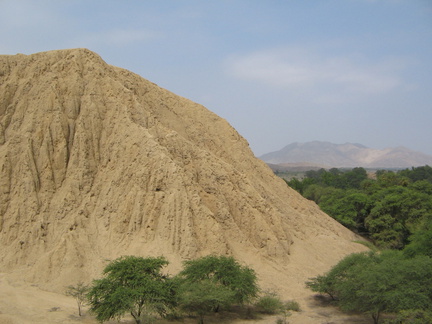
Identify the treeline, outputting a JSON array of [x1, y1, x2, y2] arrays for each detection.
[[286, 165, 432, 250]]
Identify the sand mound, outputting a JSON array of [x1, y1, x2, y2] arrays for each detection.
[[0, 49, 366, 318]]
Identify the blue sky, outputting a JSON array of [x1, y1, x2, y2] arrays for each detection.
[[1, 0, 431, 156]]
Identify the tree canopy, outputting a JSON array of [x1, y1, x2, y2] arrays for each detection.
[[286, 166, 432, 249], [306, 251, 432, 323], [180, 255, 258, 305], [178, 280, 236, 324], [87, 256, 176, 324], [177, 255, 259, 319]]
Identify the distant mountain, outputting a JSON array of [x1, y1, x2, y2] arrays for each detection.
[[260, 141, 432, 168]]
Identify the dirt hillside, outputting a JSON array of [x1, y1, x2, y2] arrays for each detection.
[[0, 49, 366, 322]]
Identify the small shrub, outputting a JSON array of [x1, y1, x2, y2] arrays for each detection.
[[275, 318, 287, 324], [284, 300, 301, 312], [65, 282, 89, 316], [276, 307, 292, 324], [255, 292, 284, 314]]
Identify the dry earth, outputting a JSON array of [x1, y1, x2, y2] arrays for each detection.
[[0, 274, 370, 324], [0, 49, 368, 323]]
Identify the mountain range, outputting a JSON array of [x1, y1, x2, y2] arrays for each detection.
[[260, 141, 432, 169]]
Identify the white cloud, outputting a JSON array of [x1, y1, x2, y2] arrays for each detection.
[[226, 47, 407, 103]]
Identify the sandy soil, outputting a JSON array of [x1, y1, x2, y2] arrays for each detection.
[[0, 273, 370, 324]]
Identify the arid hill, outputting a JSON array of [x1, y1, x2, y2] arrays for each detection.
[[0, 49, 366, 322]]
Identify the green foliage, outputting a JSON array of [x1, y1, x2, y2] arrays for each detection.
[[344, 167, 369, 189], [301, 167, 368, 189], [306, 252, 375, 300], [179, 255, 258, 307], [276, 302, 294, 324], [285, 177, 303, 193], [176, 255, 259, 323], [284, 300, 301, 312], [65, 282, 89, 316], [375, 171, 410, 188], [306, 251, 432, 323], [87, 256, 176, 324], [384, 309, 432, 324], [352, 240, 380, 251], [178, 280, 235, 322], [319, 189, 371, 231], [366, 185, 432, 248], [254, 292, 300, 316], [398, 165, 432, 183], [285, 166, 432, 251], [85, 255, 263, 324], [403, 219, 432, 258], [255, 293, 298, 324], [305, 274, 335, 299], [254, 292, 285, 314], [303, 184, 336, 204], [338, 252, 432, 323]]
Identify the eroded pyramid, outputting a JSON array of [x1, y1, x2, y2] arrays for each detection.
[[0, 49, 365, 296]]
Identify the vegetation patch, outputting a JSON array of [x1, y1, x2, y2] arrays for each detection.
[[306, 250, 432, 323], [285, 165, 432, 323], [286, 165, 432, 250], [79, 255, 293, 324]]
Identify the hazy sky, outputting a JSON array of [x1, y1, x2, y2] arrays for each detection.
[[1, 0, 431, 156]]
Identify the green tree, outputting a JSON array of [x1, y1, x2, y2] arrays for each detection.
[[410, 179, 432, 195], [399, 165, 432, 183], [178, 280, 235, 324], [404, 219, 432, 258], [342, 167, 368, 189], [65, 282, 89, 316], [305, 169, 326, 182], [285, 177, 302, 193], [376, 171, 410, 188], [303, 184, 335, 204], [366, 186, 432, 248], [337, 252, 432, 323], [285, 166, 432, 249], [178, 255, 258, 310], [307, 251, 432, 324], [387, 309, 432, 324], [287, 177, 315, 195], [319, 189, 371, 231], [306, 252, 375, 301], [87, 256, 176, 324]]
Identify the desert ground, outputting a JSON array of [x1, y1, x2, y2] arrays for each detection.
[[0, 272, 371, 324]]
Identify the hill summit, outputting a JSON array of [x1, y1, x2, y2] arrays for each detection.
[[0, 49, 364, 306], [260, 141, 432, 168]]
